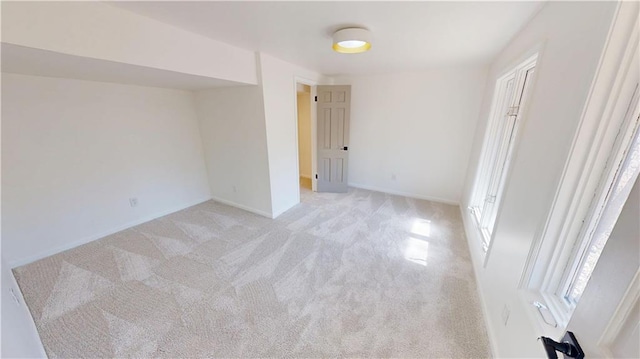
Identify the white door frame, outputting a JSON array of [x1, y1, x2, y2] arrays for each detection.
[[294, 76, 319, 193]]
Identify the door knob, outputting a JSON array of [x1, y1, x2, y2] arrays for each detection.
[[539, 331, 584, 359]]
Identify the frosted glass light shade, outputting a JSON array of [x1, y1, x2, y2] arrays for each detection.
[[332, 28, 371, 54]]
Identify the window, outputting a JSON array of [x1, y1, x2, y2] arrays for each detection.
[[560, 89, 640, 305], [522, 70, 639, 327], [532, 85, 640, 326], [516, 9, 639, 333], [470, 54, 537, 252]]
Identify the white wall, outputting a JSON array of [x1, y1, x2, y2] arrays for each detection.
[[258, 53, 326, 217], [1, 2, 257, 85], [1, 81, 47, 356], [297, 92, 312, 179], [459, 2, 618, 357], [194, 86, 273, 217], [332, 67, 487, 204], [2, 74, 211, 266]]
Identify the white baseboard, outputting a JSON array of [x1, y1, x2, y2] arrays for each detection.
[[9, 195, 213, 268], [459, 205, 498, 358], [209, 196, 273, 219], [4, 268, 48, 357], [348, 182, 459, 205]]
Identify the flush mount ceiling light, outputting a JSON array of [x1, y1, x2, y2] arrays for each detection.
[[332, 28, 372, 54]]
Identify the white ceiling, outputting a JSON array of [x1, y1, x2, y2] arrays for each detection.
[[111, 1, 545, 76], [1, 43, 247, 90]]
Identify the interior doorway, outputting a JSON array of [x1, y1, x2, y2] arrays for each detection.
[[296, 83, 313, 193]]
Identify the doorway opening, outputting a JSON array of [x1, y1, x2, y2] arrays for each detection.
[[296, 83, 313, 194]]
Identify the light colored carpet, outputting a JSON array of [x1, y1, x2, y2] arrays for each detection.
[[14, 187, 490, 358]]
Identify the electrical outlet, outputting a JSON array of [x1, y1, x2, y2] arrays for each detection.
[[502, 304, 511, 326], [129, 198, 138, 207]]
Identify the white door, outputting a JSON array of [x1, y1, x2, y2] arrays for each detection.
[[316, 85, 350, 193]]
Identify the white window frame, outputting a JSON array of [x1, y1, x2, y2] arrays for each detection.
[[520, 8, 639, 330], [543, 82, 639, 325], [469, 54, 538, 254], [559, 109, 639, 306]]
